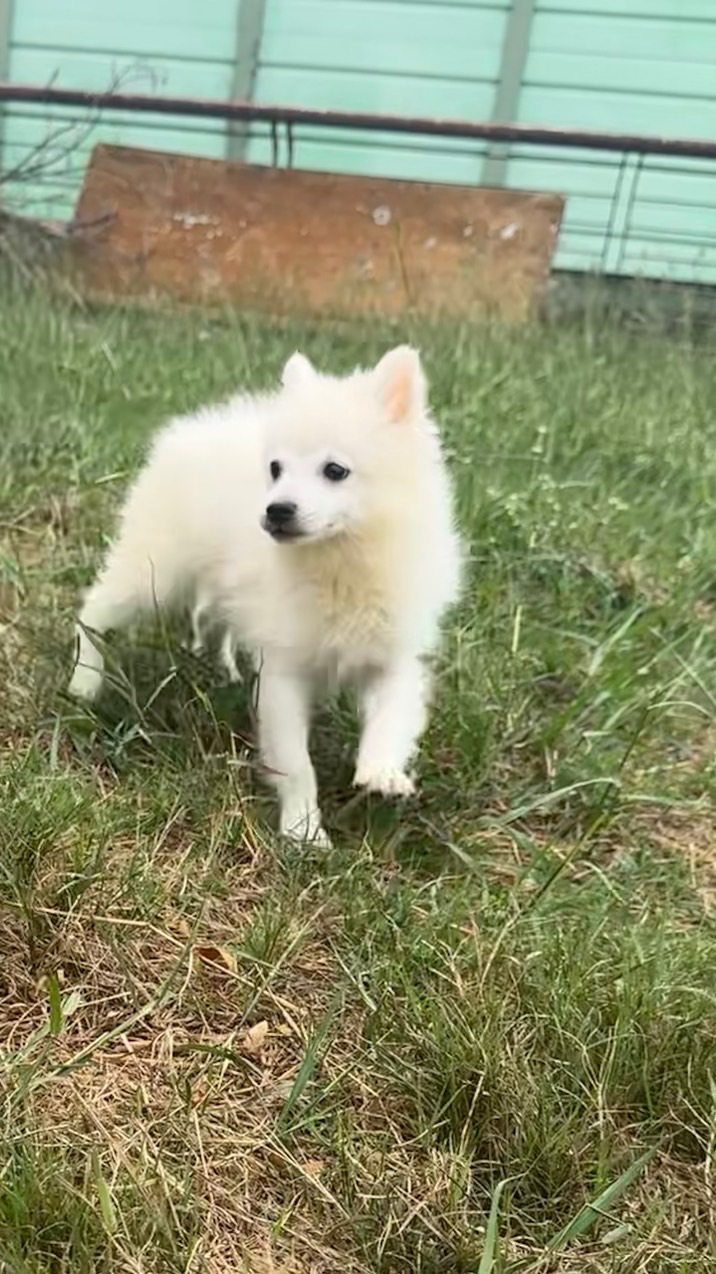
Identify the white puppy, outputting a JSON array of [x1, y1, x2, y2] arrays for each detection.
[[69, 346, 462, 845]]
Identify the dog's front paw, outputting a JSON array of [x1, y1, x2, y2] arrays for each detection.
[[353, 764, 416, 799], [280, 807, 332, 850], [68, 664, 102, 703]]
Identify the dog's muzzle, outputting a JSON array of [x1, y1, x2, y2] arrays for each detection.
[[263, 500, 302, 541]]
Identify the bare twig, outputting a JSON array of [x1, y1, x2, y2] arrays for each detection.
[[0, 62, 160, 201]]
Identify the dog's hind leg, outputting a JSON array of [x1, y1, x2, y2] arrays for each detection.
[[69, 547, 180, 702], [190, 592, 212, 654], [220, 629, 241, 682]]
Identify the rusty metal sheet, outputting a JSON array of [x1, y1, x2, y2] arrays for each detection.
[[71, 143, 564, 320]]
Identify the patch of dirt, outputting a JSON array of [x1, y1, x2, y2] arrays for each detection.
[[640, 806, 716, 910]]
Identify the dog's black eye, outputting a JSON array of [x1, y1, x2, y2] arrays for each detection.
[[323, 461, 350, 482], [270, 460, 282, 481]]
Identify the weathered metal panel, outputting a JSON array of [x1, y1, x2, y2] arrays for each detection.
[[71, 143, 563, 320]]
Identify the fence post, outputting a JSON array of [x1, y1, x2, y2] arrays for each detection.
[[482, 0, 536, 187], [228, 0, 267, 162]]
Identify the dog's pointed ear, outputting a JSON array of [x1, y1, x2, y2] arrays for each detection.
[[282, 351, 315, 389], [373, 346, 426, 423]]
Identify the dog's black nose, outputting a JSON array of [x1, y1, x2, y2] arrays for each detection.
[[265, 501, 298, 527]]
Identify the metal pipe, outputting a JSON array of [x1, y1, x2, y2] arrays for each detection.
[[2, 81, 716, 161]]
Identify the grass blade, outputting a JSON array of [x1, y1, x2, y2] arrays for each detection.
[[47, 973, 63, 1036], [277, 993, 341, 1133], [478, 1178, 510, 1274], [92, 1150, 118, 1235], [548, 1147, 656, 1250]]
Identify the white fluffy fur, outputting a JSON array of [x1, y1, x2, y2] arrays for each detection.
[[69, 345, 462, 845]]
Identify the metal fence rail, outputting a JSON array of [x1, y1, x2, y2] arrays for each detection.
[[2, 81, 716, 160]]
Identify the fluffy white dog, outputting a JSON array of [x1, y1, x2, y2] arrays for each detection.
[[69, 346, 462, 845]]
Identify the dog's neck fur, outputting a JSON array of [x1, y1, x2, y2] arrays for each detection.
[[276, 517, 414, 653], [286, 511, 413, 589]]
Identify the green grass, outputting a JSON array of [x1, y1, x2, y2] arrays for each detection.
[[1, 277, 716, 1272]]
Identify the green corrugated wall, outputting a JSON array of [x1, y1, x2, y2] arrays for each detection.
[[2, 0, 716, 284]]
